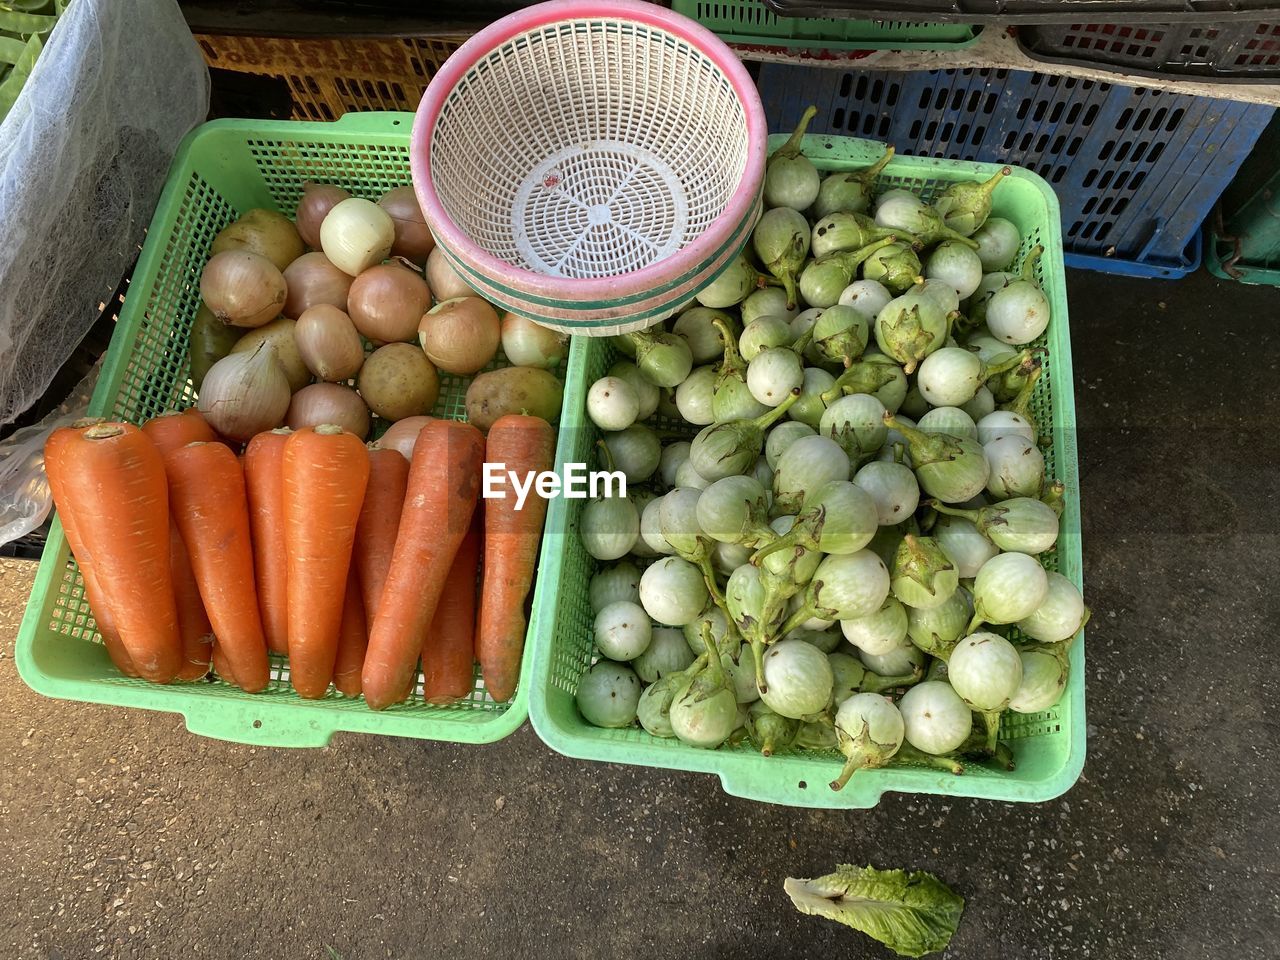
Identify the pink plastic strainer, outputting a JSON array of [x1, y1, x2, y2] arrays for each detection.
[[411, 0, 766, 324]]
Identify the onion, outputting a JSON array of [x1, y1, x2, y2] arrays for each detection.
[[377, 415, 433, 461], [501, 315, 567, 369], [419, 297, 500, 375], [286, 383, 371, 439], [348, 261, 432, 343], [282, 252, 353, 319], [196, 342, 290, 441], [210, 209, 304, 272], [230, 318, 311, 392], [378, 185, 435, 264], [295, 305, 365, 382], [200, 251, 286, 328], [426, 246, 475, 301], [296, 183, 351, 250], [321, 197, 395, 276]]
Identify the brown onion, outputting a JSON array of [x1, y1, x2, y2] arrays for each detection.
[[282, 252, 354, 319], [378, 186, 436, 264], [200, 250, 286, 328], [210, 209, 304, 271], [418, 296, 500, 375], [286, 382, 371, 439], [348, 261, 432, 343], [231, 317, 311, 392], [426, 246, 475, 301], [377, 415, 433, 460], [197, 343, 291, 441], [295, 305, 365, 382], [296, 182, 350, 249]]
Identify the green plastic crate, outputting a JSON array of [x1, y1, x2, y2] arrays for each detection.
[[15, 112, 551, 748], [529, 135, 1086, 809], [1207, 171, 1280, 286], [671, 0, 980, 50]]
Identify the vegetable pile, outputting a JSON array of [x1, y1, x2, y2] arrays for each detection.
[[45, 183, 566, 705], [45, 409, 554, 705], [574, 111, 1086, 790], [191, 183, 567, 444], [0, 1, 64, 122]]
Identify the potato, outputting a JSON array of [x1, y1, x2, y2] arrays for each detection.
[[358, 343, 439, 421], [465, 366, 563, 433]]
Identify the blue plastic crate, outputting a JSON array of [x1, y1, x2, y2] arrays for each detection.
[[758, 65, 1274, 278]]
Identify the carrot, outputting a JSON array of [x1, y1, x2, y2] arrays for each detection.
[[243, 429, 292, 655], [141, 408, 216, 456], [333, 567, 367, 697], [282, 425, 370, 699], [211, 639, 238, 686], [352, 444, 410, 630], [422, 506, 481, 704], [362, 419, 485, 710], [165, 441, 270, 693], [170, 524, 213, 681], [476, 414, 555, 703], [43, 421, 181, 682], [46, 422, 138, 678]]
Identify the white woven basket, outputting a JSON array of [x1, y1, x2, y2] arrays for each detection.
[[412, 0, 766, 335]]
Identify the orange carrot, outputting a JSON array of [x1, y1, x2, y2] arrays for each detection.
[[333, 567, 367, 697], [211, 639, 238, 686], [43, 421, 181, 683], [243, 429, 292, 655], [170, 524, 213, 681], [46, 421, 138, 678], [141, 408, 216, 456], [282, 425, 370, 699], [476, 414, 555, 703], [165, 441, 270, 693], [422, 506, 481, 704], [362, 419, 485, 710], [352, 444, 410, 630]]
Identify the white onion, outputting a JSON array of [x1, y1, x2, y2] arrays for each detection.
[[196, 343, 290, 441], [501, 315, 568, 369], [200, 251, 286, 328], [320, 197, 395, 276]]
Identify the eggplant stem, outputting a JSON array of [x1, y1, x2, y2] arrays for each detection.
[[774, 105, 818, 160], [893, 742, 965, 775]]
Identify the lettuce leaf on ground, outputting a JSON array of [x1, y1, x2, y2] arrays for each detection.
[[784, 864, 964, 958]]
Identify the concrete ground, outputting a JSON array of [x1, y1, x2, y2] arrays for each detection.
[[1, 267, 1277, 959]]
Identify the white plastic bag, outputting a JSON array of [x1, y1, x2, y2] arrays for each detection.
[[0, 0, 208, 426], [0, 359, 100, 546]]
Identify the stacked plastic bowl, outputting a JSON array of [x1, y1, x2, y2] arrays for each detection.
[[411, 0, 767, 336]]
